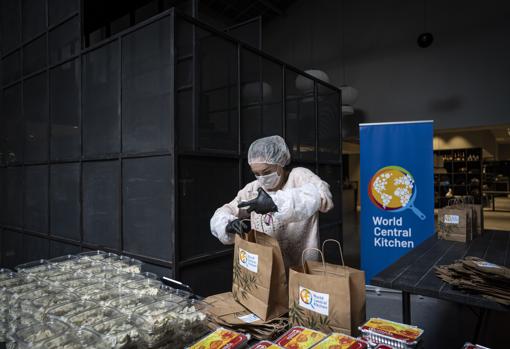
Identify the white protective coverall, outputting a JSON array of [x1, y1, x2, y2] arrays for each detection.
[[210, 166, 334, 268]]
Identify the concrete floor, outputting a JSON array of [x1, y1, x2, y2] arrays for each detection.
[[342, 200, 510, 349]]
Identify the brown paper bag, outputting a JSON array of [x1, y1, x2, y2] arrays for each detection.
[[232, 230, 288, 321], [289, 240, 366, 336], [437, 206, 470, 242]]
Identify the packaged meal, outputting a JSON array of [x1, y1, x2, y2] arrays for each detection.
[[186, 327, 250, 349], [359, 318, 423, 348], [249, 340, 285, 348], [275, 326, 327, 349], [90, 314, 143, 349], [314, 333, 368, 349]]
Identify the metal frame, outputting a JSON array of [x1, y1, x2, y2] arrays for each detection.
[[1, 5, 344, 286]]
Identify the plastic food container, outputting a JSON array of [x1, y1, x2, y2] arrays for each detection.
[[90, 314, 144, 349], [78, 250, 110, 261], [67, 305, 123, 328], [167, 298, 209, 347], [185, 327, 250, 349], [9, 316, 70, 348], [249, 341, 285, 348], [111, 272, 158, 286], [106, 293, 157, 315], [15, 259, 51, 274], [131, 299, 183, 347], [7, 311, 38, 336], [10, 286, 52, 315], [45, 300, 98, 320], [275, 326, 327, 349], [155, 284, 192, 303], [0, 268, 13, 281], [105, 255, 143, 274], [42, 327, 109, 349], [359, 318, 424, 349], [78, 281, 118, 301], [124, 278, 162, 297], [374, 345, 397, 349], [49, 254, 80, 271], [313, 333, 369, 349], [32, 292, 79, 320]]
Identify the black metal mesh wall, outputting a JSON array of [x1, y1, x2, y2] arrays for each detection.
[[0, 4, 342, 296]]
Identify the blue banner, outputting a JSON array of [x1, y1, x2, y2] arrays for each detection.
[[360, 121, 434, 282]]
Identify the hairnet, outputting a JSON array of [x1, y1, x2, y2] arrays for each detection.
[[248, 135, 291, 167]]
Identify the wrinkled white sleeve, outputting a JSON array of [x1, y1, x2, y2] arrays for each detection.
[[210, 184, 255, 245], [271, 170, 334, 223]]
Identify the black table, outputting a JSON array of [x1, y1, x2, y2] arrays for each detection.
[[371, 230, 510, 341]]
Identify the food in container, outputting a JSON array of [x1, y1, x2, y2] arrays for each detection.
[[106, 293, 157, 315], [111, 272, 157, 286], [168, 298, 209, 347], [15, 259, 51, 274], [49, 254, 80, 271], [185, 327, 250, 349], [155, 285, 192, 303], [79, 281, 118, 301], [42, 327, 108, 349], [313, 333, 368, 349], [32, 292, 79, 320], [359, 318, 423, 349], [78, 250, 109, 261], [0, 268, 13, 281], [124, 278, 162, 297], [249, 341, 285, 348], [45, 300, 98, 320], [275, 326, 326, 349], [90, 314, 143, 349], [105, 255, 143, 274], [67, 305, 123, 328], [9, 316, 69, 348], [7, 311, 39, 338], [131, 299, 182, 347]]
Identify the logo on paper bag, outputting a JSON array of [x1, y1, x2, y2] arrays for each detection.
[[368, 165, 426, 220], [298, 286, 329, 316], [238, 248, 258, 273], [443, 214, 460, 224]]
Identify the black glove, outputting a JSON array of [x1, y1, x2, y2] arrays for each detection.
[[237, 187, 278, 214], [225, 219, 251, 235]]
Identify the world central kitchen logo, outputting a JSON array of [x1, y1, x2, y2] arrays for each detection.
[[368, 165, 426, 220], [239, 250, 247, 264], [299, 288, 312, 304], [298, 286, 329, 316]]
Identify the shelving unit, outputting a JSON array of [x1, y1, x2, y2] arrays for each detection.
[[434, 148, 483, 208]]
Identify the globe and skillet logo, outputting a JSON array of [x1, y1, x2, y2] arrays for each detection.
[[299, 288, 312, 305], [368, 165, 426, 220], [239, 250, 247, 264]]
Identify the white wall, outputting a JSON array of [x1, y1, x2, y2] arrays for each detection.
[[263, 0, 510, 135]]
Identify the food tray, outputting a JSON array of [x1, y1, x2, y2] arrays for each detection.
[[185, 327, 250, 349], [67, 305, 123, 328], [249, 341, 285, 348], [313, 333, 369, 349], [275, 326, 327, 349], [155, 285, 192, 303], [124, 278, 162, 297], [131, 299, 182, 347], [42, 327, 108, 349], [48, 254, 80, 271], [359, 318, 423, 349], [90, 314, 144, 349], [45, 300, 98, 320], [9, 316, 70, 348], [15, 259, 51, 274]]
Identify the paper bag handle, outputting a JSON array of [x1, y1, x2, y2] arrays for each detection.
[[321, 239, 345, 267], [301, 248, 326, 275]]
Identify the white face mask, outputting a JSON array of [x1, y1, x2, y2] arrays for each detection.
[[256, 171, 280, 191]]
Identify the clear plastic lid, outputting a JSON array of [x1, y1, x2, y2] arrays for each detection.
[[0, 268, 13, 281], [156, 284, 192, 303], [111, 271, 158, 286], [105, 255, 143, 274], [45, 300, 98, 320], [32, 292, 79, 320], [48, 254, 80, 271], [42, 327, 108, 349], [6, 311, 38, 336], [6, 278, 48, 301], [78, 280, 117, 300], [0, 271, 23, 289], [15, 259, 51, 274], [10, 286, 53, 315], [131, 299, 182, 335], [78, 250, 109, 261], [90, 314, 143, 349], [170, 299, 210, 348], [10, 316, 70, 348], [124, 278, 162, 297], [67, 305, 123, 328], [84, 288, 132, 306], [106, 293, 157, 315]]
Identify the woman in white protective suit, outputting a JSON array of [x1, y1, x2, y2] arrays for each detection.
[[210, 135, 334, 268]]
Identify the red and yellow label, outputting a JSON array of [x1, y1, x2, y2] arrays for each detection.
[[276, 327, 327, 349], [313, 333, 368, 349], [249, 341, 284, 349], [361, 318, 423, 343], [188, 328, 248, 349]]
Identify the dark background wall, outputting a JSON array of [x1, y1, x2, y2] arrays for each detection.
[[262, 0, 510, 136]]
